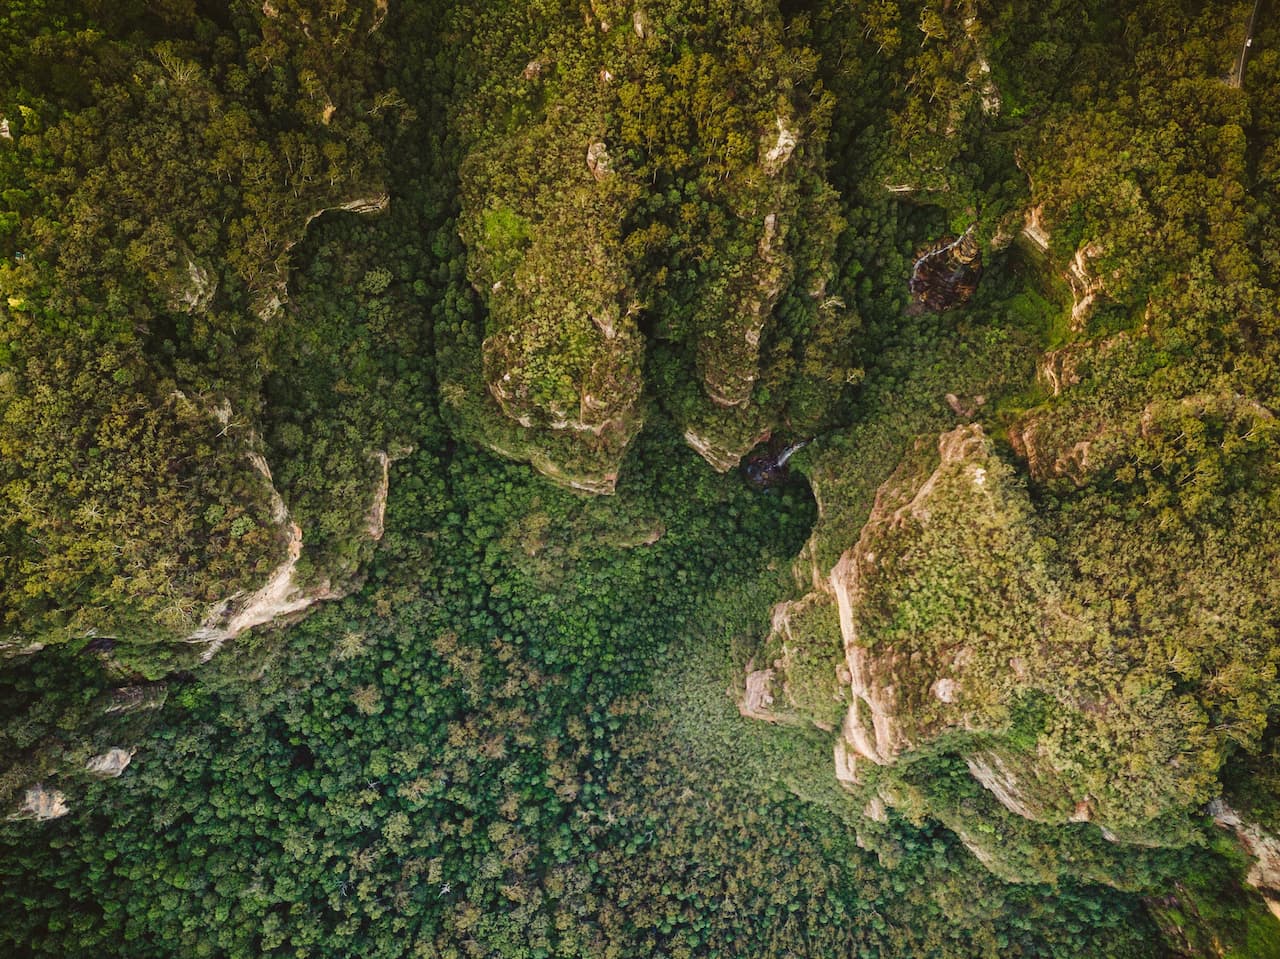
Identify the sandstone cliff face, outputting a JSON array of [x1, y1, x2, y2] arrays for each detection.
[[690, 118, 804, 417], [740, 593, 847, 730], [187, 445, 305, 647], [4, 428, 395, 820], [1008, 338, 1277, 491], [10, 785, 69, 822], [470, 263, 645, 494], [1211, 801, 1280, 917], [85, 747, 135, 779], [694, 209, 792, 412], [456, 119, 823, 486], [749, 428, 1017, 770], [448, 2, 847, 488], [676, 112, 845, 474], [185, 429, 395, 659], [100, 683, 168, 715], [255, 193, 390, 321], [743, 422, 1242, 866], [366, 448, 409, 541], [454, 53, 647, 494], [683, 426, 773, 475], [822, 426, 1037, 786], [1017, 205, 1108, 329]]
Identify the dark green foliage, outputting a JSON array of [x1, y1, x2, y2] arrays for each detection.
[[0, 425, 1174, 958]]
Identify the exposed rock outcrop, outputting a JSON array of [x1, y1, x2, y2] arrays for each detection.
[[1007, 417, 1096, 485], [85, 747, 135, 779], [678, 186, 838, 476], [302, 193, 390, 226], [0, 641, 46, 658], [1021, 206, 1051, 253], [745, 422, 1224, 848], [186, 518, 324, 660], [366, 450, 394, 541], [11, 785, 69, 821], [678, 116, 843, 475], [486, 437, 624, 495], [187, 448, 306, 657], [1005, 336, 1133, 483], [586, 141, 612, 180], [1210, 800, 1280, 917], [684, 427, 770, 474], [479, 301, 645, 493], [1010, 378, 1275, 489], [1066, 243, 1105, 326], [762, 117, 798, 175], [457, 88, 645, 493], [817, 426, 1049, 789], [695, 211, 790, 411], [961, 15, 1001, 116], [738, 588, 847, 732], [739, 665, 782, 723], [186, 435, 392, 656], [101, 683, 168, 715], [171, 257, 217, 313], [181, 413, 396, 657], [1017, 204, 1108, 327], [452, 1, 843, 490], [966, 750, 1052, 822]]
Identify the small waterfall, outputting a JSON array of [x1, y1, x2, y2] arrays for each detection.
[[910, 224, 976, 287], [744, 438, 815, 487], [775, 440, 809, 468]]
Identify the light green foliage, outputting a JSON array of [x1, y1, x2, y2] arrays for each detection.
[[852, 425, 1233, 825], [0, 0, 404, 646], [712, 5, 1280, 939], [447, 0, 859, 487]]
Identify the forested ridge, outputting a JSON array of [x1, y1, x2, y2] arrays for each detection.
[[3, 0, 1280, 956]]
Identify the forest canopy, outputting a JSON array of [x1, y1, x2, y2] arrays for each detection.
[[3, 0, 1280, 957]]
